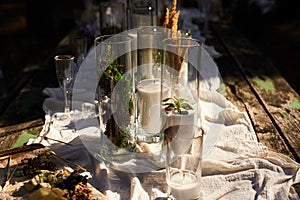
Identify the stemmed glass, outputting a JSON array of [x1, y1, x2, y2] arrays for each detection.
[[54, 55, 75, 115], [70, 35, 88, 73]]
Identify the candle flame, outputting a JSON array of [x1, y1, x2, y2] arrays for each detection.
[[179, 169, 186, 179]]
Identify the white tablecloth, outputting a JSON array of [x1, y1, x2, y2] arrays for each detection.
[[28, 6, 300, 200], [29, 86, 300, 200]]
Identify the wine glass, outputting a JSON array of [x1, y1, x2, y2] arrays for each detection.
[[54, 55, 75, 114], [70, 35, 88, 73]]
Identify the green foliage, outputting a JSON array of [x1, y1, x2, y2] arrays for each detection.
[[13, 130, 38, 148], [290, 100, 300, 110], [253, 76, 275, 91], [162, 97, 192, 114], [99, 62, 125, 92], [116, 128, 130, 148], [153, 51, 162, 65], [98, 44, 133, 148]]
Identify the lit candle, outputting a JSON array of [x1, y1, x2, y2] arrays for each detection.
[[137, 78, 169, 135], [167, 170, 201, 200]]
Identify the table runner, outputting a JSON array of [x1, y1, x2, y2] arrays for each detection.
[[27, 7, 300, 199], [28, 51, 300, 200], [28, 85, 300, 200]]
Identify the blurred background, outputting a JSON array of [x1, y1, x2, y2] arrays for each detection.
[[0, 0, 299, 110]]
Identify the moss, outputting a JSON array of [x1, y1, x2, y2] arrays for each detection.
[[243, 92, 251, 99], [252, 76, 275, 92], [290, 100, 300, 110], [280, 112, 288, 119]]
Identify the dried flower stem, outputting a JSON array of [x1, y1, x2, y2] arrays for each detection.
[[162, 0, 191, 73]]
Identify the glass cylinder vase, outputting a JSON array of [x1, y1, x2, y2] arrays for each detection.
[[135, 26, 171, 142], [95, 34, 135, 164], [127, 0, 158, 29], [162, 38, 203, 199]]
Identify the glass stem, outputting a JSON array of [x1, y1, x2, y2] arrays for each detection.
[[63, 79, 71, 114]]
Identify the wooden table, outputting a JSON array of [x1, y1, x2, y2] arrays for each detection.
[[211, 23, 300, 193], [211, 24, 300, 163], [0, 21, 299, 192]]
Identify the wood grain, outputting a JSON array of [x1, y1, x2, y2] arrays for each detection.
[[212, 24, 300, 162]]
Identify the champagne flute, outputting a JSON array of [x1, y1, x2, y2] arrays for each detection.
[[70, 35, 88, 73], [54, 55, 75, 114]]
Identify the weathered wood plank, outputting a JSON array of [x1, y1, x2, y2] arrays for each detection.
[[211, 44, 294, 160], [0, 27, 76, 128], [0, 28, 77, 150], [212, 24, 300, 162], [0, 84, 46, 127], [0, 119, 43, 150], [0, 118, 44, 135], [211, 29, 300, 196], [0, 49, 59, 128]]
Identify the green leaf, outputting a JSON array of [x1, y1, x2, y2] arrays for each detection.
[[179, 110, 189, 115], [181, 102, 193, 110], [13, 130, 37, 148]]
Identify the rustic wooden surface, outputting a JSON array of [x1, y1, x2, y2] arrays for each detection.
[[0, 119, 44, 150], [0, 33, 67, 149], [211, 24, 300, 163], [212, 40, 295, 160], [0, 23, 299, 158], [0, 51, 59, 149], [210, 23, 300, 194], [0, 21, 299, 195]]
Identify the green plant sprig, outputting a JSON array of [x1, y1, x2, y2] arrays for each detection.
[[162, 97, 192, 115]]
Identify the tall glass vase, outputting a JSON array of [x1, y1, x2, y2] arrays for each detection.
[[134, 26, 171, 142], [95, 34, 135, 164], [162, 37, 203, 174], [162, 38, 201, 107], [127, 0, 158, 29]]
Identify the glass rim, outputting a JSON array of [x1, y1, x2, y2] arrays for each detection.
[[54, 55, 75, 61], [163, 37, 202, 48], [100, 1, 125, 7], [127, 5, 154, 11], [138, 26, 171, 34], [94, 34, 134, 45]]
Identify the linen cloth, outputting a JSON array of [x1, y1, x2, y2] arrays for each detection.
[[28, 85, 300, 200], [28, 7, 300, 199], [30, 44, 300, 200]]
